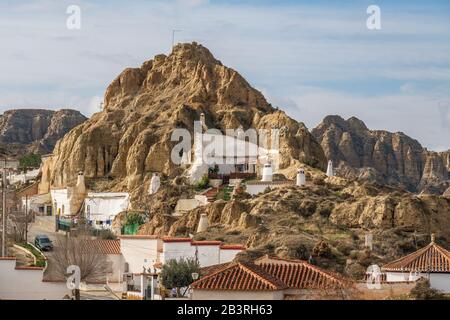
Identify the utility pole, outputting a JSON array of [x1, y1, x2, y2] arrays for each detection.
[[25, 194, 28, 243], [172, 29, 182, 51], [2, 161, 7, 257]]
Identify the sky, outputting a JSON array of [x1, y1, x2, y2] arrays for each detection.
[[0, 0, 449, 151]]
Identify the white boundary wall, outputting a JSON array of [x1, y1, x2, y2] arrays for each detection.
[[0, 258, 68, 300]]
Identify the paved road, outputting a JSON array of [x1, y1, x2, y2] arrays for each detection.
[[26, 217, 63, 281]]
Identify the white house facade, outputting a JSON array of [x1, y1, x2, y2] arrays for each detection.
[[85, 192, 130, 229]]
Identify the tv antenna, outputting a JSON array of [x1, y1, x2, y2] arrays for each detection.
[[172, 29, 182, 50]]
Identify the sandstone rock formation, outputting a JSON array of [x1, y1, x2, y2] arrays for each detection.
[[138, 168, 450, 276], [39, 42, 326, 196], [0, 109, 87, 156], [312, 115, 450, 194]]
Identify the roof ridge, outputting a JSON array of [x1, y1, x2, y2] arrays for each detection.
[[238, 261, 288, 290], [190, 261, 287, 290], [382, 243, 432, 269], [382, 241, 450, 272], [190, 262, 241, 288], [254, 255, 350, 288]]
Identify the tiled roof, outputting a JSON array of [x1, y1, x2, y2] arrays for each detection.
[[163, 237, 246, 250], [200, 262, 233, 276], [83, 240, 121, 255], [220, 244, 246, 250], [119, 235, 159, 239], [381, 240, 450, 273], [162, 237, 192, 243], [191, 256, 349, 291], [0, 256, 17, 260], [191, 262, 287, 291], [15, 266, 45, 270], [192, 241, 222, 246], [255, 256, 348, 289]]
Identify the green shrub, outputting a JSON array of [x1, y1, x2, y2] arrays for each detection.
[[160, 258, 200, 297], [125, 212, 145, 226], [99, 229, 117, 240], [196, 175, 209, 190], [19, 154, 41, 170]]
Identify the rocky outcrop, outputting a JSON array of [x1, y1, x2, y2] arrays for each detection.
[[136, 169, 450, 276], [312, 115, 449, 194], [0, 109, 87, 156], [39, 43, 326, 196]]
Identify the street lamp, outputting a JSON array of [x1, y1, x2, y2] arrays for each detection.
[[191, 272, 199, 281]]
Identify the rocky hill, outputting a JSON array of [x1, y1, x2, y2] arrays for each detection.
[[0, 109, 87, 156], [312, 115, 450, 194], [38, 42, 325, 195], [136, 167, 450, 278], [35, 43, 450, 280]]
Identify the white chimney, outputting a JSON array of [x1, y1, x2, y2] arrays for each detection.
[[326, 160, 334, 177], [76, 171, 86, 191], [196, 213, 209, 233], [261, 163, 273, 182], [296, 168, 306, 186], [149, 173, 161, 195], [200, 113, 205, 127]]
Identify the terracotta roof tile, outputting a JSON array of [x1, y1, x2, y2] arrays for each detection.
[[255, 255, 349, 289], [162, 237, 192, 243], [15, 266, 45, 270], [200, 262, 233, 276], [220, 244, 246, 250], [119, 235, 159, 239], [191, 256, 349, 291], [382, 241, 450, 273], [0, 256, 17, 260], [192, 241, 222, 246], [191, 262, 287, 291], [83, 240, 121, 255]]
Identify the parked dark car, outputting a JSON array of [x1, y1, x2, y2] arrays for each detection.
[[34, 235, 53, 251]]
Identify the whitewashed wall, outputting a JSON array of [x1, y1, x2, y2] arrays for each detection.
[[246, 184, 270, 195], [85, 192, 130, 228], [385, 272, 422, 282], [430, 274, 450, 293], [162, 241, 194, 264], [0, 259, 68, 300], [197, 245, 220, 266], [120, 237, 161, 273], [162, 242, 243, 267], [106, 254, 125, 285], [220, 249, 243, 263], [50, 189, 71, 216], [386, 271, 450, 293], [174, 199, 204, 216]]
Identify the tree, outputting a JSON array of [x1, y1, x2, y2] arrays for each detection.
[[19, 153, 41, 170], [160, 258, 200, 297], [51, 228, 111, 300]]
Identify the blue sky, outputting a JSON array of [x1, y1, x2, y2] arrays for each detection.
[[0, 0, 449, 150]]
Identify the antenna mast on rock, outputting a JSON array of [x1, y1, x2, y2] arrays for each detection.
[[172, 29, 182, 51]]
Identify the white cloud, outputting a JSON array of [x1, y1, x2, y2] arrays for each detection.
[[0, 0, 449, 150], [176, 0, 209, 7]]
